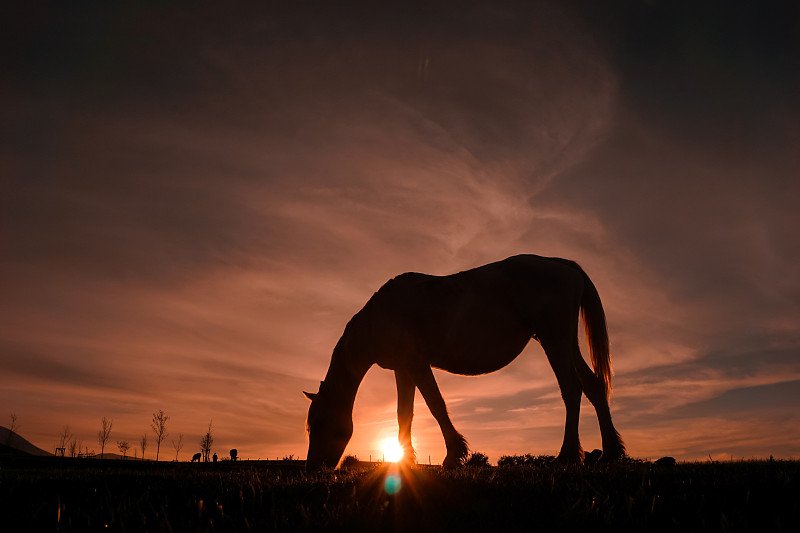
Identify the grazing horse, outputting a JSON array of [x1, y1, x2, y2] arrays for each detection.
[[304, 254, 625, 469]]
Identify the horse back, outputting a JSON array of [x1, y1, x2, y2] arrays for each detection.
[[357, 256, 585, 374]]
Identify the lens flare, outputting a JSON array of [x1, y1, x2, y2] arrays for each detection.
[[380, 437, 404, 463], [384, 472, 401, 495]]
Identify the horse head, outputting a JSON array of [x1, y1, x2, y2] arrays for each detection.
[[304, 381, 353, 470]]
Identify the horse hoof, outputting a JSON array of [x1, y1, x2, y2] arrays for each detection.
[[398, 455, 416, 469], [599, 451, 626, 464], [557, 451, 584, 465], [442, 456, 462, 469]]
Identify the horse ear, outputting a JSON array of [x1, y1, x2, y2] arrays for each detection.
[[304, 381, 324, 401]]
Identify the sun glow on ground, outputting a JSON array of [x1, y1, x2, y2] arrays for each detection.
[[380, 437, 404, 463]]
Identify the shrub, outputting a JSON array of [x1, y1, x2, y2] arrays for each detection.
[[465, 451, 490, 467], [497, 454, 556, 467], [341, 455, 360, 469]]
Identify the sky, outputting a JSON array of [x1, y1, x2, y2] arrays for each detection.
[[2, 0, 799, 462]]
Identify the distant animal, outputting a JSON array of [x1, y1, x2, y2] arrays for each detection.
[[230, 448, 238, 461], [304, 254, 626, 469], [654, 456, 676, 467], [191, 452, 201, 462]]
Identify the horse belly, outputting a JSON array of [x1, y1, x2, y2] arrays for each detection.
[[368, 267, 543, 375], [429, 321, 533, 376]]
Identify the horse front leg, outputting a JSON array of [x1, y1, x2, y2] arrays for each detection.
[[412, 365, 468, 468], [395, 370, 417, 465]]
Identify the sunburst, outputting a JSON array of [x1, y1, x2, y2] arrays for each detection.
[[379, 437, 404, 463]]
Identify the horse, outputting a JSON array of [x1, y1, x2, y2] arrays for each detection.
[[304, 254, 626, 469]]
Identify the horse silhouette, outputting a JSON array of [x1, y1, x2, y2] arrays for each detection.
[[304, 255, 626, 469]]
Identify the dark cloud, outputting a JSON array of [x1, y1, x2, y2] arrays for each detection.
[[630, 343, 800, 384], [581, 0, 800, 138], [0, 340, 137, 393], [668, 379, 800, 419]]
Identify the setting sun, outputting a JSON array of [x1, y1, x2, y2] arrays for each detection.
[[380, 438, 404, 463]]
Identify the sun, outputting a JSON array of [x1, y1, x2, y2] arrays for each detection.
[[379, 437, 404, 463]]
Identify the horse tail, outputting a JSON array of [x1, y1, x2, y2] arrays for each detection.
[[577, 266, 612, 399]]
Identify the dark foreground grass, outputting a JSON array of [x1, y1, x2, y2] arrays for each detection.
[[1, 456, 798, 532]]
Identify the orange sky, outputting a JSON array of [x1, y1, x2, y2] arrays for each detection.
[[2, 1, 799, 463]]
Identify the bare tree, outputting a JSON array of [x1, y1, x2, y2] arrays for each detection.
[[117, 440, 130, 459], [7, 413, 19, 445], [199, 421, 213, 462], [172, 433, 184, 462], [151, 410, 169, 461], [68, 439, 79, 458], [98, 417, 112, 458], [57, 425, 73, 456], [140, 433, 148, 461]]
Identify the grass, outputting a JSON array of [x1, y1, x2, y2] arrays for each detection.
[[1, 455, 798, 532]]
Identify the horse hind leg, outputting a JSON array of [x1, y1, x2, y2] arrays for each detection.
[[573, 345, 626, 461], [542, 339, 585, 464], [412, 365, 468, 468], [395, 370, 417, 465]]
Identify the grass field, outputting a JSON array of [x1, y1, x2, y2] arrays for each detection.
[[1, 455, 798, 532]]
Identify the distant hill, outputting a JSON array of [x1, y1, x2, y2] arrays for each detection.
[[0, 426, 52, 456]]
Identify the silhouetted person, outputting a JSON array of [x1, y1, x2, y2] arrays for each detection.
[[212, 452, 217, 463]]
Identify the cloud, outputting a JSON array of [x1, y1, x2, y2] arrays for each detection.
[[667, 380, 800, 419]]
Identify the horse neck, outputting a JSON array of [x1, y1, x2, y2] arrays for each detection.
[[322, 344, 371, 409]]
